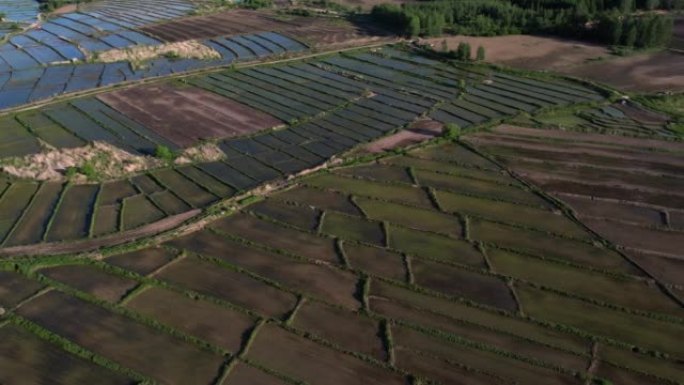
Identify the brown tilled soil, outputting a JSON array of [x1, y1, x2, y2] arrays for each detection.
[[556, 51, 684, 92], [362, 119, 442, 153], [423, 35, 684, 92], [140, 9, 395, 49], [98, 84, 282, 148], [423, 35, 610, 71]]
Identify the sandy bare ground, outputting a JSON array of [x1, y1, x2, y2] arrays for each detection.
[[0, 210, 200, 257], [93, 41, 220, 63], [425, 35, 684, 92], [0, 141, 162, 182]]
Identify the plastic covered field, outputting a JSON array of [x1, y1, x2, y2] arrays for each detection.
[[0, 47, 608, 251], [0, 31, 307, 111]]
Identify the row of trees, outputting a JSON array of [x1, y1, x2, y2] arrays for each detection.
[[596, 12, 674, 47], [370, 0, 676, 49]]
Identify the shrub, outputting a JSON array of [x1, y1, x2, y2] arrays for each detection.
[[154, 145, 176, 163], [442, 123, 461, 139]]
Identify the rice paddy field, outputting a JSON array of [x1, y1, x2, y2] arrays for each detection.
[[1, 138, 683, 385], [1, 2, 683, 384], [0, 46, 607, 253]]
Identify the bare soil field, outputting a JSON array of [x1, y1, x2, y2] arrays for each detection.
[[425, 35, 684, 92], [98, 84, 282, 148], [140, 9, 394, 49], [558, 51, 684, 92], [362, 118, 442, 153], [424, 35, 610, 71]]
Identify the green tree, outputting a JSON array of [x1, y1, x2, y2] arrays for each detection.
[[623, 21, 638, 47], [476, 45, 486, 61], [407, 14, 421, 37], [456, 42, 471, 61], [154, 145, 176, 163]]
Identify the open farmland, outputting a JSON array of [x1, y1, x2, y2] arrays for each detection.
[[0, 46, 605, 254], [0, 3, 325, 111], [464, 125, 684, 299], [1, 140, 682, 385], [1, 0, 683, 381]]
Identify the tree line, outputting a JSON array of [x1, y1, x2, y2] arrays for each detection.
[[370, 0, 676, 49]]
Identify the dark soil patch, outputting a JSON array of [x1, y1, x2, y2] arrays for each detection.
[[98, 84, 282, 148]]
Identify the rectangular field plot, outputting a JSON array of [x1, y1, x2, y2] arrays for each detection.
[[0, 182, 40, 243], [388, 225, 485, 267], [105, 246, 178, 276], [44, 184, 98, 242], [38, 264, 138, 303], [3, 182, 63, 246], [157, 256, 297, 318], [167, 230, 359, 309], [0, 116, 42, 158], [355, 197, 463, 238], [291, 301, 386, 359], [97, 84, 282, 148], [410, 258, 517, 311], [469, 219, 640, 274], [488, 249, 683, 317], [248, 198, 320, 231], [0, 270, 44, 308], [150, 169, 218, 208], [517, 285, 684, 358], [0, 324, 132, 385], [320, 211, 385, 246], [305, 174, 433, 208], [224, 362, 288, 385], [246, 324, 408, 385], [17, 290, 225, 385], [369, 280, 590, 355], [435, 190, 590, 239], [341, 242, 407, 281], [125, 286, 255, 352], [121, 194, 166, 231], [211, 212, 340, 263], [392, 325, 580, 385]]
